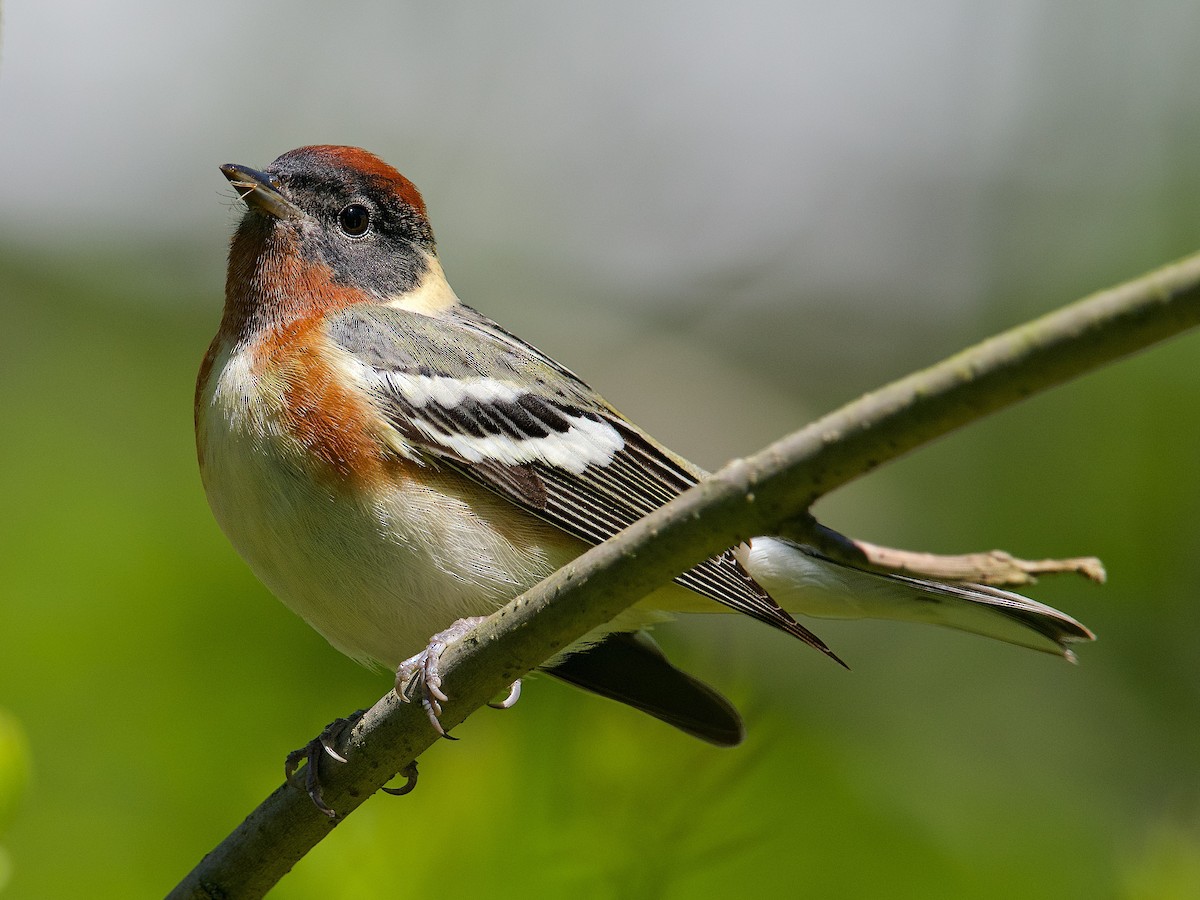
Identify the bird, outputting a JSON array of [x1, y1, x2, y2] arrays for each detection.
[[197, 145, 1094, 760]]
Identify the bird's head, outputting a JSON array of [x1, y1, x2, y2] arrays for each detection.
[[220, 146, 455, 333]]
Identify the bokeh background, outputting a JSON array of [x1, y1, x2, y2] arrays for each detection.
[[2, 2, 1200, 897]]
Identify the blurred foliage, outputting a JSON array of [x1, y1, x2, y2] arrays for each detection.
[[4, 1, 1200, 895], [1, 220, 1198, 899], [0, 711, 30, 894]]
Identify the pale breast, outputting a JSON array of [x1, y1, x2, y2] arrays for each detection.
[[195, 333, 601, 668]]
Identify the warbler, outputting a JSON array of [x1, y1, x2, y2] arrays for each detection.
[[196, 145, 1093, 749]]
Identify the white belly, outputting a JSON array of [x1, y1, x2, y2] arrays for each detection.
[[197, 345, 577, 669]]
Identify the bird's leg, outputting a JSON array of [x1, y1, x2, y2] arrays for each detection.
[[395, 617, 522, 736], [284, 709, 366, 818]]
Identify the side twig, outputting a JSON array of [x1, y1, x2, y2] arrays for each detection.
[[796, 517, 1107, 586]]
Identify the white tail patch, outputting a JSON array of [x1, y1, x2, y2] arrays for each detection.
[[742, 537, 1091, 658]]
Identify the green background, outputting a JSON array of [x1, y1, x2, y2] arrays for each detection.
[[2, 3, 1199, 897]]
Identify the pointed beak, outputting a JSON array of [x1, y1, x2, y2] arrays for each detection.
[[220, 163, 303, 220]]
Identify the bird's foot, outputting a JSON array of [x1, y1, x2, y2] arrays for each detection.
[[395, 617, 522, 737], [285, 711, 422, 816], [284, 709, 366, 818]]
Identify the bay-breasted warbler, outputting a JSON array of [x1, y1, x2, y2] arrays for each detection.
[[197, 146, 1093, 760]]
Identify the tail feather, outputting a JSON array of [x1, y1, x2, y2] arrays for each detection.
[[546, 631, 745, 746], [741, 537, 1095, 659]]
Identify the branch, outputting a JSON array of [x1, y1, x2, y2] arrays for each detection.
[[798, 517, 1107, 586], [169, 250, 1200, 899]]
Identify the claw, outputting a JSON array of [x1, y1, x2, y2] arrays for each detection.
[[395, 617, 489, 738], [381, 760, 419, 797], [488, 679, 522, 709], [285, 712, 426, 814], [285, 710, 366, 818]]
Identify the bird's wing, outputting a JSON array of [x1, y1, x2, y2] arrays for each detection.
[[326, 302, 837, 659]]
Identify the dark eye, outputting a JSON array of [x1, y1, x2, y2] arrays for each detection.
[[337, 203, 371, 237]]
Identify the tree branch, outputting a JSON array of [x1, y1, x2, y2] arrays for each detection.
[[797, 517, 1107, 586], [168, 249, 1200, 899]]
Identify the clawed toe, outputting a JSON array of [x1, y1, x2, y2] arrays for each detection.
[[380, 760, 419, 797], [395, 617, 490, 738], [285, 710, 366, 818], [488, 679, 522, 709], [283, 615, 521, 817], [286, 711, 425, 816], [394, 617, 523, 730]]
